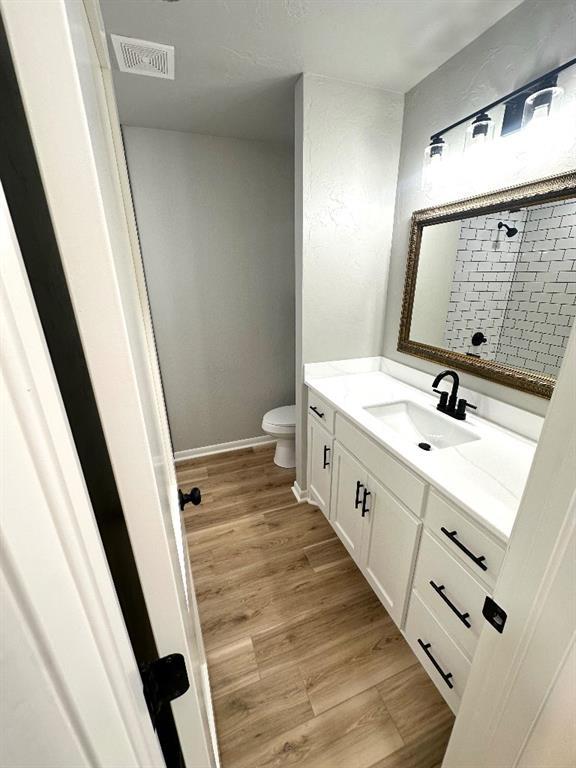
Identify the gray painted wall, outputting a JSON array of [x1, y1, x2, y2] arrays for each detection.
[[383, 0, 576, 416], [295, 75, 404, 486], [124, 127, 294, 452]]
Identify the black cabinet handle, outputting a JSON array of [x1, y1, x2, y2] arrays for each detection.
[[430, 581, 471, 628], [354, 480, 363, 509], [441, 527, 487, 572], [323, 445, 330, 469], [417, 639, 454, 689], [361, 488, 371, 517], [310, 405, 324, 418]]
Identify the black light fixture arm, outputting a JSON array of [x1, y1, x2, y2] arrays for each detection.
[[429, 57, 576, 142]]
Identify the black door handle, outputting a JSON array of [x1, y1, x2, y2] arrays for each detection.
[[361, 488, 371, 517], [417, 639, 454, 689], [310, 405, 324, 418], [323, 445, 330, 469], [354, 480, 364, 509], [178, 487, 201, 511], [430, 581, 471, 628], [441, 527, 487, 571]]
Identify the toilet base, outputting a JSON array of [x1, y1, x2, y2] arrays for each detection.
[[273, 437, 296, 468]]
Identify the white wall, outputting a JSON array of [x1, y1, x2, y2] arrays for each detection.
[[123, 128, 294, 452], [411, 220, 459, 346], [300, 75, 404, 363], [295, 74, 403, 485], [382, 0, 576, 416]]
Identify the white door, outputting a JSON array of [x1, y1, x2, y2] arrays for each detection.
[[1, 3, 218, 766], [331, 442, 367, 562], [361, 476, 421, 626], [0, 183, 164, 767], [307, 418, 333, 516], [443, 325, 576, 768]]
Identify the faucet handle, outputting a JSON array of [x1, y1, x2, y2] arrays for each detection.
[[433, 389, 449, 411], [456, 398, 477, 419]]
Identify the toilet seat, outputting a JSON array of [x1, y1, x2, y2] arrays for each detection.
[[262, 405, 296, 434]]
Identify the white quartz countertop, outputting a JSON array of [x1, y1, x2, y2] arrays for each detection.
[[305, 370, 537, 542]]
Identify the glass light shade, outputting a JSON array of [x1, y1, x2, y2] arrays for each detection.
[[464, 112, 494, 151], [421, 137, 448, 192], [521, 86, 564, 129]]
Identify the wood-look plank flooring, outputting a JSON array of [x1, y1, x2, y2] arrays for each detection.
[[177, 445, 454, 768]]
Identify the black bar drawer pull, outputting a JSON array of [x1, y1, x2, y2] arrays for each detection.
[[310, 405, 325, 418], [430, 581, 471, 628], [417, 639, 454, 689], [323, 445, 330, 469], [440, 527, 487, 571], [354, 480, 363, 509], [361, 488, 371, 517]]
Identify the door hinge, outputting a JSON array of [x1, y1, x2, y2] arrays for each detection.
[[140, 653, 190, 728], [482, 596, 507, 634]]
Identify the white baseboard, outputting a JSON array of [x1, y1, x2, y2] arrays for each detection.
[[292, 481, 308, 504], [174, 435, 275, 463]]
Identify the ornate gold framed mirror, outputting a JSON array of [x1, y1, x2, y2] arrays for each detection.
[[398, 171, 576, 398]]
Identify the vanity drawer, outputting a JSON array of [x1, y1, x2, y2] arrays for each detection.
[[414, 530, 487, 660], [425, 491, 505, 589], [405, 591, 470, 713], [307, 390, 335, 433], [335, 414, 426, 516]]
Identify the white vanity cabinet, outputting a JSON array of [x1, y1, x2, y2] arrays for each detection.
[[330, 443, 367, 562], [361, 475, 421, 626], [412, 530, 487, 659], [305, 383, 509, 716], [424, 490, 505, 590], [330, 439, 422, 626], [405, 490, 506, 712], [307, 417, 333, 517]]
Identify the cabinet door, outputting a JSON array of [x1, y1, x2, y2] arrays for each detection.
[[307, 418, 333, 518], [330, 443, 367, 563], [361, 476, 421, 627]]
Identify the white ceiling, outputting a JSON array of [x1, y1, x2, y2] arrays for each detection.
[[101, 0, 524, 143]]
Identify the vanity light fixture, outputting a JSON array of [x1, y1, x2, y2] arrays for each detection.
[[521, 84, 564, 129], [502, 73, 564, 136], [421, 136, 448, 191], [421, 57, 576, 189], [465, 112, 494, 150], [424, 135, 447, 162]]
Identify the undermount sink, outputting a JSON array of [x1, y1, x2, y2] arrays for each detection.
[[364, 400, 480, 450]]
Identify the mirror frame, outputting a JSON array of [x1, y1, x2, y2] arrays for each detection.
[[398, 170, 576, 399]]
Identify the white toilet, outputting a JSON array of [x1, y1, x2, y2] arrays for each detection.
[[262, 405, 296, 468]]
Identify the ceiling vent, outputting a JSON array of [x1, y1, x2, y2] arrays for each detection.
[[111, 35, 174, 79]]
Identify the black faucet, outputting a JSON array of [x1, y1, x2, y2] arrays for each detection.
[[432, 369, 477, 421]]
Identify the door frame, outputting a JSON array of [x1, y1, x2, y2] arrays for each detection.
[[0, 2, 218, 765]]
